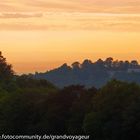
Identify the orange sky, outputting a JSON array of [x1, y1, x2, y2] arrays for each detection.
[[0, 0, 140, 73]]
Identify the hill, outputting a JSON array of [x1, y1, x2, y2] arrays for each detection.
[[34, 57, 140, 88]]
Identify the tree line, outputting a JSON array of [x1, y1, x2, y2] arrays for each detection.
[[35, 57, 140, 88]]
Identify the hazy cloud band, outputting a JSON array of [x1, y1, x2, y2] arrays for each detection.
[[0, 12, 139, 31]]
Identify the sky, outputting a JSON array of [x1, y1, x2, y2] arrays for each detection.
[[0, 0, 140, 73]]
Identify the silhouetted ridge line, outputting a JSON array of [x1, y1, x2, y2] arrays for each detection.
[[34, 57, 140, 88]]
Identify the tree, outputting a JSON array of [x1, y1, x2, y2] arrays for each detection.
[[130, 60, 139, 68], [105, 57, 113, 68], [83, 80, 140, 140], [72, 62, 80, 69], [67, 86, 97, 134], [0, 51, 14, 82], [96, 59, 104, 65], [60, 63, 71, 72], [81, 59, 92, 68]]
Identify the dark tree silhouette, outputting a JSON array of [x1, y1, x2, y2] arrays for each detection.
[[131, 60, 139, 68], [72, 62, 81, 69], [81, 59, 92, 68], [0, 51, 14, 82], [96, 59, 104, 65], [105, 57, 113, 68]]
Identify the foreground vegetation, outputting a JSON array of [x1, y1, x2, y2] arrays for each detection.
[[1, 52, 140, 139]]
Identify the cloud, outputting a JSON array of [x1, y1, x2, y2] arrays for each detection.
[[0, 12, 139, 32], [23, 0, 140, 13], [0, 0, 140, 13], [0, 1, 139, 31], [0, 13, 43, 18], [0, 0, 23, 12]]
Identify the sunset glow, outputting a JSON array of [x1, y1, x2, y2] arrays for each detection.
[[0, 0, 140, 73]]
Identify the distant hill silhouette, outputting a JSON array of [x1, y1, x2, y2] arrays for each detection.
[[34, 57, 140, 88]]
